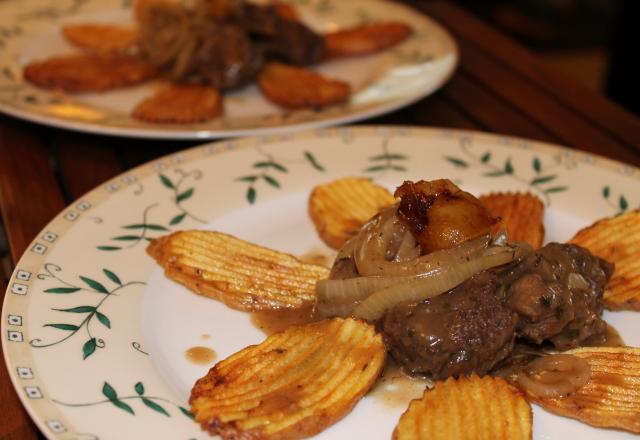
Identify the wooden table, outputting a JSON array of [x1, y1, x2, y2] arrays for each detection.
[[1, 1, 639, 438]]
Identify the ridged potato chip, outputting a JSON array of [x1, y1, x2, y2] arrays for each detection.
[[147, 230, 329, 311], [479, 192, 545, 248], [324, 22, 412, 59], [62, 24, 138, 53], [569, 210, 640, 310], [190, 317, 386, 439], [521, 346, 640, 433], [309, 177, 396, 249], [23, 53, 156, 92], [394, 374, 531, 440], [258, 62, 350, 109], [132, 84, 223, 123]]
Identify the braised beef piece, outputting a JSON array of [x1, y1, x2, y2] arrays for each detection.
[[383, 271, 518, 380], [235, 4, 325, 65], [380, 242, 613, 379], [503, 243, 613, 350], [138, 0, 323, 90], [188, 23, 263, 90]]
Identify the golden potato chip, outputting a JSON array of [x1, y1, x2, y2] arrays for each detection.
[[324, 22, 412, 59], [132, 84, 223, 123], [309, 177, 396, 249], [569, 210, 640, 310], [62, 24, 138, 53], [520, 346, 640, 433], [479, 192, 545, 248], [147, 230, 329, 311], [394, 374, 531, 440], [23, 53, 156, 93], [258, 62, 350, 109], [190, 317, 386, 440]]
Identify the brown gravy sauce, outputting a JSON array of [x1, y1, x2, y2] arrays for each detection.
[[591, 371, 627, 388], [584, 323, 624, 347], [185, 346, 217, 365], [251, 305, 317, 335], [369, 360, 432, 409]]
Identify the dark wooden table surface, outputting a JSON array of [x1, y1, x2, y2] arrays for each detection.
[[1, 1, 639, 439]]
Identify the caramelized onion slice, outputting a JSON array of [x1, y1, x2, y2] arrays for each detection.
[[516, 354, 591, 398], [353, 244, 524, 321], [355, 230, 492, 277], [316, 276, 413, 318]]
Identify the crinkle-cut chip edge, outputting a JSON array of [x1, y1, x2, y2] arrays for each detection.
[[190, 318, 386, 440], [393, 373, 531, 440], [569, 209, 640, 311], [132, 84, 223, 123], [522, 346, 640, 434], [146, 230, 329, 311], [478, 191, 545, 249], [258, 62, 350, 110], [309, 177, 395, 249]]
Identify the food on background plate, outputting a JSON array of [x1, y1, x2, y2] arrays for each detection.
[[258, 62, 351, 109], [23, 0, 413, 123], [570, 209, 640, 310], [132, 83, 223, 123], [147, 230, 328, 311], [324, 21, 413, 59], [190, 317, 386, 439], [393, 374, 532, 440], [479, 192, 545, 249], [62, 24, 138, 53], [23, 53, 156, 93], [517, 346, 640, 433], [308, 177, 396, 250], [147, 177, 640, 438]]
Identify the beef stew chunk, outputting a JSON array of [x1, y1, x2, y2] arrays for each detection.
[[504, 243, 613, 350], [383, 271, 518, 380], [383, 243, 613, 379]]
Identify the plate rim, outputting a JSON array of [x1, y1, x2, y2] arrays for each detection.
[[2, 124, 639, 439]]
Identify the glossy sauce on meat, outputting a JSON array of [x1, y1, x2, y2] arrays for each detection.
[[383, 271, 518, 379], [503, 243, 613, 350], [381, 243, 613, 379]]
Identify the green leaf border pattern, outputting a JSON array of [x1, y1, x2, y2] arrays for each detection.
[[53, 381, 193, 419], [158, 169, 206, 225], [445, 138, 569, 205], [602, 185, 632, 215], [97, 203, 168, 251], [236, 146, 325, 204], [30, 264, 145, 360], [363, 135, 408, 174]]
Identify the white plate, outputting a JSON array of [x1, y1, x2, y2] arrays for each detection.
[[2, 126, 639, 439], [0, 0, 457, 139]]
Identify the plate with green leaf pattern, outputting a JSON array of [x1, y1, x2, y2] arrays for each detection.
[[0, 0, 456, 139], [2, 126, 639, 439]]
